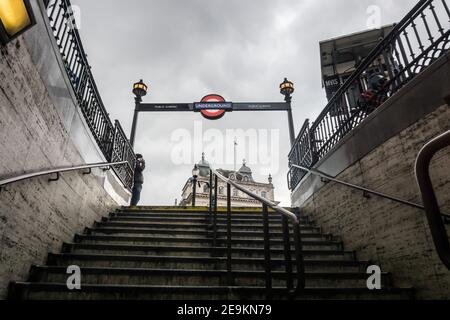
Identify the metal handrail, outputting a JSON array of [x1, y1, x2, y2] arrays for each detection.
[[290, 164, 450, 219], [0, 161, 128, 188], [208, 166, 305, 296], [415, 130, 450, 269], [211, 169, 298, 223]]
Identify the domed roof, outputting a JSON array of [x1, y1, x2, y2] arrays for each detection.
[[238, 160, 252, 174], [197, 153, 210, 177]]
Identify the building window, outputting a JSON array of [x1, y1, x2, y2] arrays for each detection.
[[233, 189, 238, 197], [203, 184, 209, 193], [219, 186, 224, 195], [261, 191, 267, 198]]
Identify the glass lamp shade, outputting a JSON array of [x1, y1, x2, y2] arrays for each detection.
[[132, 80, 148, 98], [0, 0, 36, 44], [280, 78, 295, 96]]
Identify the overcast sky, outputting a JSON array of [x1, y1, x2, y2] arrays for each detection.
[[71, 0, 417, 206]]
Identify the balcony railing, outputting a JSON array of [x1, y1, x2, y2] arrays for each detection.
[[288, 0, 450, 190], [44, 0, 136, 190]]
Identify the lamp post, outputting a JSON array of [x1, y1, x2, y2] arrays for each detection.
[[0, 0, 36, 45], [280, 78, 296, 147], [130, 80, 148, 147], [192, 165, 200, 207]]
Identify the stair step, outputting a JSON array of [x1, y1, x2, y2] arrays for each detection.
[[111, 213, 310, 223], [62, 243, 356, 260], [87, 227, 320, 238], [95, 221, 312, 231], [10, 282, 415, 300], [30, 266, 393, 288], [48, 253, 369, 272], [74, 234, 342, 250], [84, 227, 338, 240], [117, 209, 293, 216], [107, 216, 302, 226]]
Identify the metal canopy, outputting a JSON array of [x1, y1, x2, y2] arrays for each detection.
[[319, 24, 395, 81]]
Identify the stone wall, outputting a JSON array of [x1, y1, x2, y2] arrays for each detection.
[[0, 1, 128, 298], [292, 53, 450, 299]]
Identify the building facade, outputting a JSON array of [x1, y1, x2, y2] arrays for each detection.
[[180, 155, 275, 207]]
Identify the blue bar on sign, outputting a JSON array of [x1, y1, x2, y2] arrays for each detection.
[[194, 103, 233, 110]]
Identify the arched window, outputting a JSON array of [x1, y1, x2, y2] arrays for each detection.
[[219, 186, 224, 195], [203, 184, 209, 193], [243, 176, 249, 182], [233, 188, 238, 197]]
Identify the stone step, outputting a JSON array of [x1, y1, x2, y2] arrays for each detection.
[[111, 212, 310, 223], [94, 221, 317, 232], [74, 235, 343, 251], [75, 234, 337, 245], [62, 243, 356, 260], [107, 216, 307, 226], [10, 282, 415, 300], [115, 207, 289, 216], [86, 227, 324, 239], [47, 253, 369, 273], [29, 266, 393, 288]]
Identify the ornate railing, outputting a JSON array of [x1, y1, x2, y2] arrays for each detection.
[[45, 0, 136, 190], [288, 0, 450, 190]]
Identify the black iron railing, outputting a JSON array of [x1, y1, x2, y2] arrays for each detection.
[[289, 0, 450, 190], [208, 167, 305, 297], [415, 129, 450, 270], [45, 0, 136, 190]]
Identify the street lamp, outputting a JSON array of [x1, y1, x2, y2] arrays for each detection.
[[130, 79, 148, 147], [0, 0, 36, 45], [280, 78, 296, 146], [192, 165, 200, 207]]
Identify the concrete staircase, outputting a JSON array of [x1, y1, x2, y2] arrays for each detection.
[[9, 207, 414, 300]]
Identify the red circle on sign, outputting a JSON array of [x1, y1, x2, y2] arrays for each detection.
[[200, 94, 227, 120]]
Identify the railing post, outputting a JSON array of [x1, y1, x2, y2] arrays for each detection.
[[309, 126, 319, 165], [282, 215, 294, 291], [292, 209, 305, 291], [226, 183, 233, 286], [209, 170, 213, 212], [213, 175, 218, 248], [262, 204, 272, 297]]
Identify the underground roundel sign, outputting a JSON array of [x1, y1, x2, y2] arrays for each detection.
[[195, 94, 233, 120]]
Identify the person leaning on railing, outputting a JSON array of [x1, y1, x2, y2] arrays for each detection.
[[355, 72, 389, 115], [130, 154, 146, 206]]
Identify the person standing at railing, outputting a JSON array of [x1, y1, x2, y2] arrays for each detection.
[[357, 72, 388, 115], [130, 154, 146, 206]]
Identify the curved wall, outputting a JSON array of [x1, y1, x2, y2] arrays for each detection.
[[0, 0, 129, 298], [291, 51, 450, 298]]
